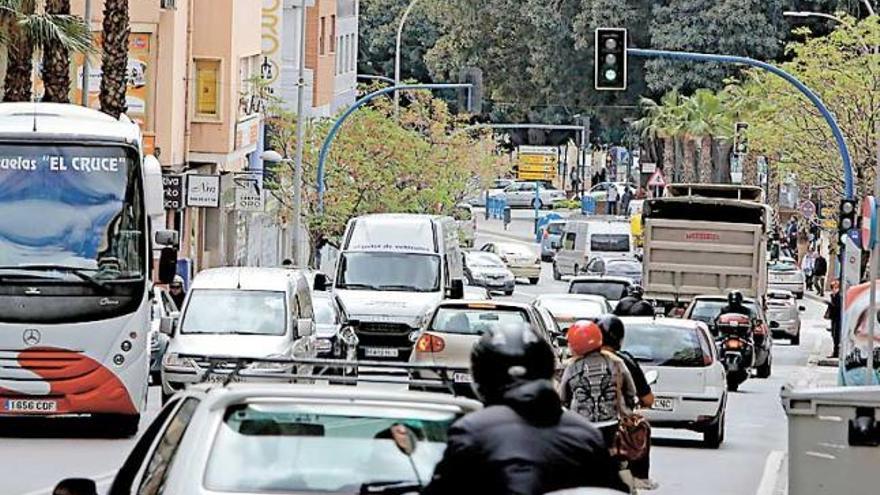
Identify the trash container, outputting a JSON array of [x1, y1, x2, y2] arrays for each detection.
[[782, 384, 880, 493]]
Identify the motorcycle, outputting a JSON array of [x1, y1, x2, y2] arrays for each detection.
[[715, 313, 756, 392]]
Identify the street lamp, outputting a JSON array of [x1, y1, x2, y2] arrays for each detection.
[[785, 8, 879, 384], [394, 0, 421, 119], [261, 150, 304, 266]]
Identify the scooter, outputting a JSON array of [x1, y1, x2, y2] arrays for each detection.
[[715, 313, 756, 392]]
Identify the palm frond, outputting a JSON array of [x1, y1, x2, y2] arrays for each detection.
[[18, 13, 93, 54]]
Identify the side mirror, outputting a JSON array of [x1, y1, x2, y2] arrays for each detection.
[[769, 321, 780, 329], [390, 423, 419, 456], [313, 273, 329, 292], [157, 247, 178, 284], [296, 318, 314, 337], [644, 370, 659, 386], [154, 229, 179, 247], [159, 315, 177, 335], [448, 279, 464, 300], [54, 478, 98, 495]]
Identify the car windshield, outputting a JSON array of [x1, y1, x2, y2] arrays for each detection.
[[0, 144, 144, 280], [204, 403, 455, 493], [313, 296, 338, 325], [689, 300, 759, 325], [606, 260, 641, 273], [591, 234, 630, 252], [336, 252, 441, 292], [570, 281, 629, 300], [466, 252, 504, 268], [180, 289, 287, 335], [546, 222, 565, 235], [538, 298, 606, 321], [430, 306, 530, 335], [623, 323, 709, 367]]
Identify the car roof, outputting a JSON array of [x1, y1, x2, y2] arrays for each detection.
[[435, 299, 533, 311], [185, 383, 482, 414], [619, 316, 703, 329], [569, 276, 633, 284], [692, 294, 758, 304], [191, 267, 305, 291], [535, 294, 608, 303]]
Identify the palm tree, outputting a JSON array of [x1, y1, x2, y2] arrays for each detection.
[[1, 0, 91, 102], [99, 0, 129, 118], [634, 89, 685, 178], [685, 89, 728, 183], [41, 0, 73, 103]]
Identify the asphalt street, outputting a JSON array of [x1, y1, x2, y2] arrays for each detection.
[[2, 210, 836, 494]]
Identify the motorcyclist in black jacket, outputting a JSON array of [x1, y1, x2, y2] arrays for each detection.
[[422, 323, 628, 495], [614, 285, 644, 316], [718, 290, 754, 320]]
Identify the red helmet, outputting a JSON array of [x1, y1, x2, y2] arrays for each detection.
[[567, 320, 603, 357]]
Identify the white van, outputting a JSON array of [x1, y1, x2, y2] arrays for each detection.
[[161, 267, 316, 401], [326, 214, 464, 361], [553, 218, 633, 278]]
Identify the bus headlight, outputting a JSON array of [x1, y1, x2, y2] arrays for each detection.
[[163, 353, 195, 370]]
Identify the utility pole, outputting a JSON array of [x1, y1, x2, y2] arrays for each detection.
[[394, 0, 420, 119], [80, 0, 92, 106], [292, 0, 309, 266]]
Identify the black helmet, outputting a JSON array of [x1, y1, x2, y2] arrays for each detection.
[[627, 285, 644, 298], [629, 300, 656, 317], [470, 322, 556, 403], [597, 314, 625, 350], [728, 290, 744, 305]]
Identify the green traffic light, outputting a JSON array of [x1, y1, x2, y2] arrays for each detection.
[[605, 69, 617, 81]]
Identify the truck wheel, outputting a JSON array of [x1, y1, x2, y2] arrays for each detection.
[[552, 263, 561, 281]]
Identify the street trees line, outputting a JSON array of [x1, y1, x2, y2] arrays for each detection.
[[267, 90, 504, 251]]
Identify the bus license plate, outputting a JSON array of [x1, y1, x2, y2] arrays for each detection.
[[652, 398, 674, 412], [4, 399, 58, 413], [206, 374, 241, 384], [365, 347, 399, 358]]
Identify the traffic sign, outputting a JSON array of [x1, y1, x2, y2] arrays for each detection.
[[862, 196, 877, 250], [799, 200, 817, 219], [518, 145, 557, 155], [234, 172, 265, 212], [532, 197, 543, 210], [647, 170, 666, 188], [519, 154, 556, 165], [519, 163, 555, 173], [517, 171, 554, 181]]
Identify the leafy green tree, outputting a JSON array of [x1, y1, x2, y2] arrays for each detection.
[[358, 0, 440, 83]]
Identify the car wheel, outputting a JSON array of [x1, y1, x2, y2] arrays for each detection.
[[529, 277, 539, 285], [552, 263, 561, 281], [504, 289, 514, 296], [703, 412, 725, 449], [756, 354, 772, 378], [791, 329, 800, 346]]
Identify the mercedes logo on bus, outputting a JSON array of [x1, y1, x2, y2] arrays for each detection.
[[23, 329, 41, 346]]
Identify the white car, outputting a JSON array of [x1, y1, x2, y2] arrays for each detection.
[[620, 317, 728, 448], [497, 181, 566, 208], [765, 289, 805, 345], [531, 294, 612, 332], [768, 257, 806, 298], [587, 182, 637, 201]]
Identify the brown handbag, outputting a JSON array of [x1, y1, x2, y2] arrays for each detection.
[[610, 357, 651, 461]]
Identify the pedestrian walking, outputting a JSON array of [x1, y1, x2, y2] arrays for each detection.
[[606, 184, 619, 215], [423, 323, 628, 494], [598, 315, 659, 491], [802, 251, 816, 290], [169, 275, 186, 309], [825, 280, 842, 358], [813, 253, 828, 296], [570, 168, 582, 198], [621, 185, 633, 217]]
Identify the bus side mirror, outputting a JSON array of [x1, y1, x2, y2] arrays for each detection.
[[155, 230, 179, 247], [159, 315, 177, 335], [158, 247, 178, 284], [448, 279, 464, 299]]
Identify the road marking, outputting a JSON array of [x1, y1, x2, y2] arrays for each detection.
[[755, 450, 786, 495]]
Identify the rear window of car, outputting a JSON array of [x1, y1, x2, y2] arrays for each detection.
[[430, 306, 530, 335], [538, 298, 606, 320], [768, 260, 797, 272], [623, 323, 710, 367], [205, 403, 456, 493], [688, 300, 761, 325], [590, 234, 630, 252], [569, 281, 629, 300]]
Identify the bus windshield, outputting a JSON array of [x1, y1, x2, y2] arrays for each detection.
[[336, 252, 441, 292], [0, 144, 144, 280]]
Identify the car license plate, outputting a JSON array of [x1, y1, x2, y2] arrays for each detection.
[[365, 347, 399, 358], [4, 399, 58, 413], [205, 374, 241, 384], [453, 372, 473, 383], [652, 398, 674, 412]]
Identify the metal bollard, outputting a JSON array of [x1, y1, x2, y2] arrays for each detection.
[[503, 206, 511, 230]]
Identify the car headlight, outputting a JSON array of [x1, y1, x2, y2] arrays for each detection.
[[315, 338, 334, 353], [162, 353, 194, 370], [339, 327, 359, 347]]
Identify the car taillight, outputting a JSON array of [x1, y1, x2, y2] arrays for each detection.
[[416, 334, 446, 353]]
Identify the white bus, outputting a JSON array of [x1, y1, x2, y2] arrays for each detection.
[[0, 103, 169, 435]]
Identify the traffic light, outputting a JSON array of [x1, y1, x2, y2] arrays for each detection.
[[839, 199, 857, 235], [734, 122, 749, 155], [594, 28, 627, 91]]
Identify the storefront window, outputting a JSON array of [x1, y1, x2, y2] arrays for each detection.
[[195, 59, 221, 119]]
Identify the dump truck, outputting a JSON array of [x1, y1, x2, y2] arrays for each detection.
[[641, 184, 770, 310]]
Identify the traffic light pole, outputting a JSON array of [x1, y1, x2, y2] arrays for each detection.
[[627, 47, 858, 384]]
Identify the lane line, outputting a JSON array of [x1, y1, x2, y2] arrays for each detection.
[[755, 450, 786, 495]]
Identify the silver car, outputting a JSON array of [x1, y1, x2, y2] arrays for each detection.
[[54, 383, 481, 494], [464, 251, 516, 295], [768, 257, 806, 299], [766, 289, 805, 345], [480, 241, 542, 284], [498, 181, 566, 208], [532, 294, 612, 332]]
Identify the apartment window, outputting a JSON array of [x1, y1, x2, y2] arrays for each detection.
[[319, 17, 326, 55], [337, 37, 344, 74], [330, 15, 336, 52], [194, 59, 221, 119], [349, 34, 356, 72]]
